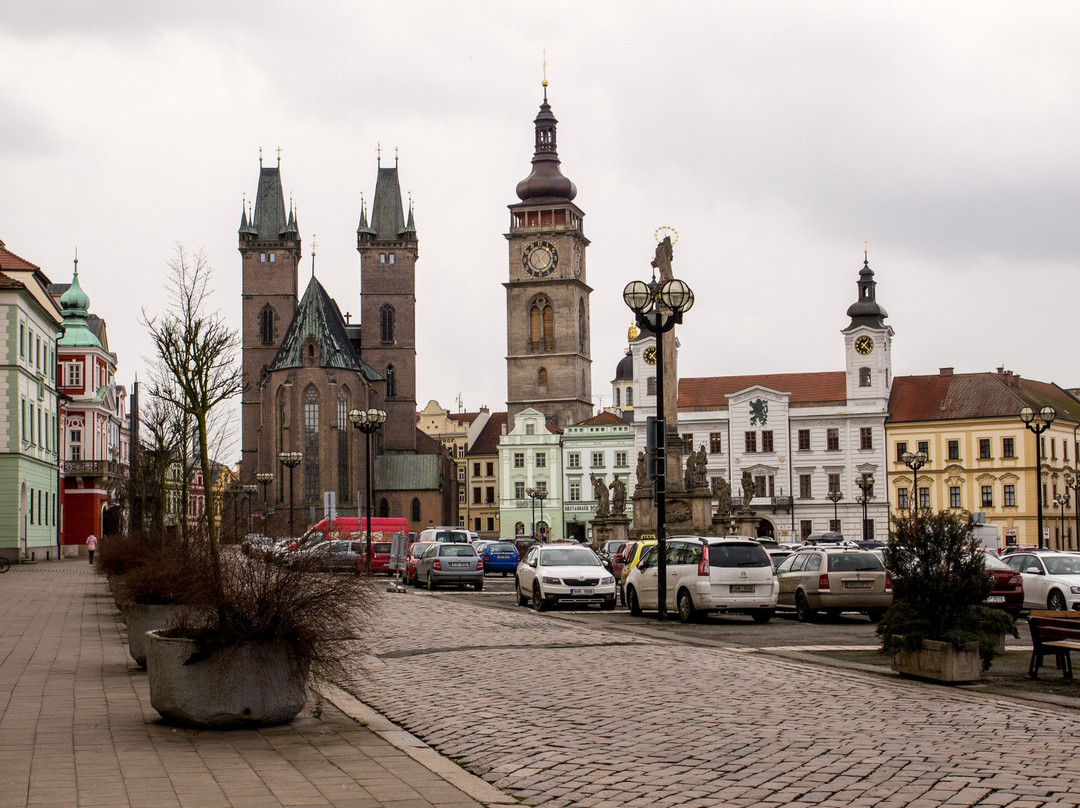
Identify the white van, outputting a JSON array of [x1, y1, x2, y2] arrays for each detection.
[[624, 536, 779, 623], [417, 526, 472, 544]]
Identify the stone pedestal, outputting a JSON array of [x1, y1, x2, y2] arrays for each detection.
[[592, 516, 630, 548], [632, 482, 718, 538], [729, 509, 759, 537]]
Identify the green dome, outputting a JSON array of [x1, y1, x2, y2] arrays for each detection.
[[58, 263, 102, 349]]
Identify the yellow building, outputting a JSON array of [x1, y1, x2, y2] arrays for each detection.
[[416, 400, 492, 532], [887, 368, 1080, 549]]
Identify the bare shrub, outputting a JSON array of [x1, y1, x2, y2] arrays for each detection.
[[97, 533, 155, 577], [119, 542, 215, 606]]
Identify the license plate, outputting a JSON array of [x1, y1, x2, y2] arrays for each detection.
[[985, 595, 1005, 603], [451, 562, 469, 568], [844, 581, 873, 589], [730, 584, 755, 593], [495, 554, 510, 559], [569, 588, 595, 596]]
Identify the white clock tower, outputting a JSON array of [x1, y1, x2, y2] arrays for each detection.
[[842, 253, 893, 409]]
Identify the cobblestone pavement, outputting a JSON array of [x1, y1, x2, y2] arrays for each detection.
[[343, 588, 1080, 808]]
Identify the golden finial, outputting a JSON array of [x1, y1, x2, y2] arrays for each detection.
[[277, 146, 282, 166], [395, 145, 399, 166], [73, 246, 79, 276], [259, 146, 263, 166], [377, 142, 381, 167], [627, 322, 639, 342], [542, 50, 548, 88], [311, 233, 317, 278]]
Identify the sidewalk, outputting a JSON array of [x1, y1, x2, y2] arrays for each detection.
[[0, 560, 512, 808]]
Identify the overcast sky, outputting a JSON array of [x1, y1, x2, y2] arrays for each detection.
[[3, 1, 1079, 437]]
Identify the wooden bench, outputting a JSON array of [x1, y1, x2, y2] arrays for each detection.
[[1028, 610, 1080, 679]]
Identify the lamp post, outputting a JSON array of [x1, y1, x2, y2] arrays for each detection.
[[1020, 406, 1056, 548], [1065, 473, 1080, 551], [900, 450, 928, 515], [227, 482, 243, 543], [278, 451, 303, 538], [350, 407, 387, 572], [526, 487, 548, 539], [623, 270, 694, 621], [826, 490, 842, 532], [242, 484, 257, 536], [1054, 491, 1070, 551], [855, 475, 875, 543], [255, 472, 274, 534]]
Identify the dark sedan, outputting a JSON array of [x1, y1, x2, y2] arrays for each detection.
[[981, 549, 1024, 615]]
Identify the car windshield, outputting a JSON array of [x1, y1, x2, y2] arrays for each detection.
[[982, 553, 1012, 571], [1046, 557, 1080, 576], [373, 543, 390, 553], [708, 544, 771, 567], [488, 543, 516, 553], [826, 552, 884, 572], [540, 547, 601, 567], [440, 545, 477, 557], [409, 543, 432, 558]]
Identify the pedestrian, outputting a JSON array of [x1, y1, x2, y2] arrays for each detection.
[[86, 533, 98, 565]]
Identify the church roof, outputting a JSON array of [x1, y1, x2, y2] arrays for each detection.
[[515, 84, 578, 204], [267, 277, 381, 381], [575, 411, 627, 427], [0, 241, 40, 272], [614, 351, 634, 381], [844, 254, 889, 331], [370, 166, 411, 240], [679, 372, 848, 410], [250, 165, 289, 239], [375, 454, 442, 491], [889, 370, 1080, 423], [469, 412, 509, 456]]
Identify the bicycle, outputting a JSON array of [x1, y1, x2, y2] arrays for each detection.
[[0, 557, 10, 573]]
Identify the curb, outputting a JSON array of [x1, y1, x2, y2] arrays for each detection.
[[318, 683, 519, 807]]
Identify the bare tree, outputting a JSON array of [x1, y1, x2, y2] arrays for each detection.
[[142, 244, 243, 595]]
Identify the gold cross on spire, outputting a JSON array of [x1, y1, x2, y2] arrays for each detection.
[[377, 142, 381, 167], [259, 146, 263, 166], [277, 146, 282, 166]]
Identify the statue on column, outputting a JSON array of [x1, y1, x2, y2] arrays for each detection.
[[713, 476, 731, 517], [741, 470, 756, 509], [636, 450, 648, 485], [651, 236, 674, 281], [592, 473, 610, 518], [609, 477, 626, 515]]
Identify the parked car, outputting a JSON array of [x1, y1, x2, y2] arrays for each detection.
[[1003, 551, 1080, 611], [295, 539, 364, 571], [767, 549, 793, 570], [597, 539, 630, 571], [513, 536, 540, 560], [755, 537, 781, 550], [979, 549, 1024, 616], [352, 540, 393, 575], [618, 539, 657, 604], [414, 542, 484, 590], [775, 547, 892, 622], [610, 541, 636, 582], [624, 536, 779, 623], [477, 541, 520, 576], [418, 526, 472, 544], [515, 544, 616, 611], [401, 541, 436, 586]]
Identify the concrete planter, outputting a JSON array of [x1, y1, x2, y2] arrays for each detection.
[[124, 604, 189, 669], [891, 638, 982, 683], [145, 630, 308, 728]]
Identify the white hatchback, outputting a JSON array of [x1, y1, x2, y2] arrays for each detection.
[[1003, 551, 1080, 611], [624, 536, 779, 623], [515, 544, 617, 611]]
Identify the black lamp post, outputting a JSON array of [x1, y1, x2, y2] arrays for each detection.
[[1054, 491, 1070, 551], [826, 490, 842, 532], [1065, 473, 1080, 551], [228, 482, 243, 542], [242, 484, 257, 536], [350, 407, 387, 571], [855, 474, 875, 543], [623, 272, 694, 621], [526, 487, 548, 539], [255, 472, 274, 534], [1020, 406, 1056, 548], [278, 451, 303, 538], [900, 450, 928, 514]]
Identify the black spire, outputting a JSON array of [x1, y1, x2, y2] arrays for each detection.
[[844, 252, 889, 330], [515, 83, 577, 203]]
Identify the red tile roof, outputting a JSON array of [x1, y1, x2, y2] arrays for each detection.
[[0, 244, 40, 272], [576, 411, 627, 426], [468, 412, 508, 455], [679, 372, 847, 410], [0, 271, 26, 291], [448, 412, 483, 425], [890, 371, 1080, 423]]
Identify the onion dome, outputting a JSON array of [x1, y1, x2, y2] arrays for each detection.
[[515, 83, 577, 203], [58, 257, 102, 349], [615, 352, 634, 382], [844, 252, 889, 330]]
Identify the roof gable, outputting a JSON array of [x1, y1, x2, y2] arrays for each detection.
[[679, 372, 847, 409]]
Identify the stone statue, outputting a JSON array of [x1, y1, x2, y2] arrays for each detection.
[[693, 445, 708, 489], [592, 473, 610, 518], [651, 236, 674, 281], [741, 470, 755, 509], [714, 476, 731, 516], [684, 452, 695, 490], [636, 450, 648, 485], [609, 477, 626, 515]]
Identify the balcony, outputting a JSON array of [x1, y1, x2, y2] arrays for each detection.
[[62, 460, 127, 479], [731, 496, 793, 511]]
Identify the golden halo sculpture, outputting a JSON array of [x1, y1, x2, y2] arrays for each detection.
[[653, 226, 679, 244]]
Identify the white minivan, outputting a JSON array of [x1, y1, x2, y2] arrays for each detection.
[[624, 536, 779, 623], [417, 526, 472, 544]]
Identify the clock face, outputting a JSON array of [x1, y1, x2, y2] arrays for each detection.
[[522, 240, 558, 277], [855, 335, 875, 356], [643, 346, 657, 366]]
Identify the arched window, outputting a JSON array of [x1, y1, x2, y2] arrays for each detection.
[[614, 388, 621, 407], [647, 376, 657, 396], [578, 298, 586, 353], [378, 498, 389, 518], [626, 386, 633, 407], [528, 296, 554, 352], [303, 386, 320, 501], [385, 365, 397, 398], [337, 388, 350, 502], [411, 497, 421, 522], [380, 304, 395, 344], [260, 305, 274, 345], [538, 367, 548, 388], [859, 367, 871, 387]]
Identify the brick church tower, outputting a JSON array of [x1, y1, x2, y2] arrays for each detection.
[[505, 81, 593, 427], [357, 155, 418, 452], [238, 155, 300, 482]]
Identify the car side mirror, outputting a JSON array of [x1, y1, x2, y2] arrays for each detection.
[[1025, 566, 1043, 575]]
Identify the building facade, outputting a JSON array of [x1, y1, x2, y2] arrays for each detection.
[[467, 412, 508, 539], [561, 412, 636, 541], [498, 408, 563, 541]]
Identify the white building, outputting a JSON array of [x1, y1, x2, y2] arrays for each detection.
[[617, 256, 894, 542], [498, 407, 563, 541], [561, 411, 636, 541]]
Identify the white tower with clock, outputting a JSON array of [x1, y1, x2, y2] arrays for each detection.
[[504, 81, 593, 427], [842, 252, 893, 409]]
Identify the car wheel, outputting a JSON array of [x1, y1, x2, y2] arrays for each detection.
[[1049, 590, 1068, 611], [867, 608, 886, 623], [795, 591, 816, 622], [475, 579, 484, 592], [602, 597, 616, 611], [751, 609, 774, 624], [677, 589, 697, 623], [516, 579, 529, 607], [627, 586, 642, 617], [427, 573, 436, 591], [533, 582, 547, 612]]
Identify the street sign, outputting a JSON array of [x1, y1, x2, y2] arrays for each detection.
[[266, 508, 275, 515]]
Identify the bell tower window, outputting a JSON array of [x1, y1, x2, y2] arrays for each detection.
[[380, 304, 395, 344], [529, 296, 554, 352], [859, 367, 871, 387], [385, 365, 397, 398], [260, 305, 274, 345]]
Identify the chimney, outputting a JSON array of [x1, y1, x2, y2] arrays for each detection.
[[939, 367, 954, 377]]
